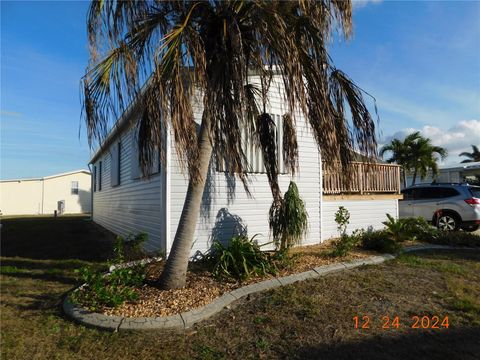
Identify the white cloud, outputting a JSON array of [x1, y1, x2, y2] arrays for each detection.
[[352, 0, 383, 9], [381, 120, 480, 165], [0, 110, 22, 118]]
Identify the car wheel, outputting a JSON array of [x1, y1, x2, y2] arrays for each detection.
[[436, 214, 460, 231], [461, 224, 479, 232]]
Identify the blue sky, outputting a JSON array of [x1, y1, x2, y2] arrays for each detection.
[[1, 0, 479, 180]]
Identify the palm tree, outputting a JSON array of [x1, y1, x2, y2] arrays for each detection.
[[380, 132, 447, 187], [379, 137, 412, 188], [459, 145, 480, 163], [408, 135, 447, 185], [83, 1, 378, 289]]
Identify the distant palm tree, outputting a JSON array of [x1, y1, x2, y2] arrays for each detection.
[[459, 145, 480, 163], [379, 138, 410, 188], [380, 132, 447, 186], [409, 135, 447, 185], [83, 1, 378, 289]]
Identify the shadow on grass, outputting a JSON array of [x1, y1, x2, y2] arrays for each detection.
[[0, 258, 98, 271], [398, 249, 480, 263], [293, 326, 480, 360], [0, 269, 77, 285], [1, 216, 115, 261]]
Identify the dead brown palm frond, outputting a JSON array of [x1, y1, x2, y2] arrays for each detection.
[[83, 0, 377, 192], [282, 113, 298, 175]]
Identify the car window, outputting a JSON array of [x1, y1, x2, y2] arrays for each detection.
[[468, 186, 480, 198], [402, 189, 414, 200], [440, 187, 460, 198], [414, 187, 441, 200]]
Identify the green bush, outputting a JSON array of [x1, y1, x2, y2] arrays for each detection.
[[361, 229, 401, 253], [71, 232, 148, 310], [427, 231, 480, 247], [212, 235, 276, 281], [269, 181, 309, 252], [113, 232, 148, 263], [334, 206, 350, 236], [382, 214, 412, 242], [396, 217, 438, 242], [71, 265, 145, 311], [331, 230, 362, 257]]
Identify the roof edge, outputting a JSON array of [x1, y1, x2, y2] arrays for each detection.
[[1, 169, 91, 183]]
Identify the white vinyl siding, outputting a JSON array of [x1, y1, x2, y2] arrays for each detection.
[[168, 76, 321, 256], [92, 121, 165, 252], [321, 199, 399, 240]]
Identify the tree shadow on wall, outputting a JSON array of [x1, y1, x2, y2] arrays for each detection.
[[200, 155, 238, 222], [210, 208, 247, 247]]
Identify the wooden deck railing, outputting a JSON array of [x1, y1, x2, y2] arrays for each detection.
[[322, 162, 401, 195]]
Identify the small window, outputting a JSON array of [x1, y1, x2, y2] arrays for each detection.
[[111, 142, 121, 186], [93, 166, 97, 192], [98, 161, 103, 191], [216, 113, 287, 174], [71, 181, 79, 195]]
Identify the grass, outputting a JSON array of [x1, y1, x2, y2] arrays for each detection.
[[1, 216, 480, 359]]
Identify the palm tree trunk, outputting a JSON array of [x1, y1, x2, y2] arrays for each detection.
[[411, 168, 417, 186], [158, 116, 212, 290], [402, 166, 407, 189]]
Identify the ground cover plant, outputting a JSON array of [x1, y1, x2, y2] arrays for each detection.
[[211, 235, 277, 281], [1, 216, 479, 359]]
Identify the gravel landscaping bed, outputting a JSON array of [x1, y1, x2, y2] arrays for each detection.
[[92, 242, 377, 318]]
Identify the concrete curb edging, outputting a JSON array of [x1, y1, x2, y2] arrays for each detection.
[[63, 245, 476, 331]]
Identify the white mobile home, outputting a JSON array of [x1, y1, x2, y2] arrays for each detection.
[[0, 170, 92, 216], [404, 162, 480, 188], [90, 77, 401, 255]]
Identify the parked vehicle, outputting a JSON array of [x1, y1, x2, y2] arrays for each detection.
[[399, 183, 480, 232]]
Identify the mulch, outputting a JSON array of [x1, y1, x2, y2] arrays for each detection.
[[99, 241, 377, 318]]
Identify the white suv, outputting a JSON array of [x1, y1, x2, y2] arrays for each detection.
[[399, 183, 480, 232]]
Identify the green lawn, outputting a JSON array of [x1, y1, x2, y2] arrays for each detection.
[[1, 216, 479, 359]]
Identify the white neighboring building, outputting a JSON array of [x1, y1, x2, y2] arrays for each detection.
[[0, 170, 92, 216], [90, 76, 401, 255], [404, 162, 480, 188]]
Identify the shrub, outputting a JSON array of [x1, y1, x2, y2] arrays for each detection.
[[114, 233, 148, 263], [335, 206, 350, 236], [269, 181, 308, 252], [331, 230, 362, 257], [401, 217, 439, 241], [382, 214, 412, 242], [330, 206, 357, 257], [361, 229, 401, 253], [71, 265, 145, 311], [212, 235, 276, 281], [71, 232, 148, 310]]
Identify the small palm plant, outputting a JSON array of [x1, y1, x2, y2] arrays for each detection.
[[269, 181, 308, 252]]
